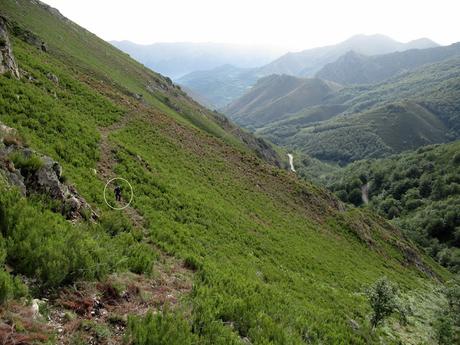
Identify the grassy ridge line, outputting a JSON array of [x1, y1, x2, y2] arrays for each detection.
[[0, 0, 253, 151]]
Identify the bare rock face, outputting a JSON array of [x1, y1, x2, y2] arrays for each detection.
[[0, 16, 20, 79], [0, 122, 97, 221]]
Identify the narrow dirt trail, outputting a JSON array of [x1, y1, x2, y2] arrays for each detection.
[[97, 110, 145, 227], [361, 182, 370, 204], [287, 153, 296, 172]]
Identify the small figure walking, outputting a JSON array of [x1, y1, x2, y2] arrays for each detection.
[[114, 185, 122, 202]]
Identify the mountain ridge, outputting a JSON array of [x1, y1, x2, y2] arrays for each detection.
[[111, 40, 285, 79], [316, 42, 460, 84], [229, 55, 460, 164], [178, 34, 440, 108]]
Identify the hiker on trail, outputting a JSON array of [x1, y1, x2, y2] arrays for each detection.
[[114, 185, 122, 202]]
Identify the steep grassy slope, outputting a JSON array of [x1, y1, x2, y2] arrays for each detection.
[[252, 57, 460, 163], [0, 0, 283, 163], [0, 1, 451, 344], [225, 75, 341, 130], [316, 42, 460, 85], [327, 141, 460, 274]]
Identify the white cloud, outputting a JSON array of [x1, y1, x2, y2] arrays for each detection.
[[43, 0, 460, 50]]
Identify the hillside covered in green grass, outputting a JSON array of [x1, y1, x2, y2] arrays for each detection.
[[0, 1, 455, 344]]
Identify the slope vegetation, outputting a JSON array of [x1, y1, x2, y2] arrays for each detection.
[[0, 1, 450, 344], [328, 141, 460, 273]]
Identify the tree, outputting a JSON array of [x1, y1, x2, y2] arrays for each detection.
[[367, 277, 399, 328], [434, 314, 454, 345], [348, 188, 363, 206]]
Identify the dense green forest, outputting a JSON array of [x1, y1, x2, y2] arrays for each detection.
[[328, 142, 460, 273]]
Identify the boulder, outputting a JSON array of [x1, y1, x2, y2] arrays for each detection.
[[0, 123, 97, 220], [0, 16, 20, 79], [46, 72, 59, 84]]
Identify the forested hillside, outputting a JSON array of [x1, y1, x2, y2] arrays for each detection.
[[225, 75, 342, 130], [0, 0, 455, 344], [248, 56, 460, 163], [328, 142, 460, 274]]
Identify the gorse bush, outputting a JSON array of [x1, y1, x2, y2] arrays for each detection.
[[0, 180, 156, 290], [0, 269, 28, 304], [9, 151, 43, 175], [126, 310, 197, 345]]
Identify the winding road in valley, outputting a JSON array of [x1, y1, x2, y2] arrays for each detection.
[[288, 153, 296, 172]]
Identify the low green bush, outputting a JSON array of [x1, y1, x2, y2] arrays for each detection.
[[9, 151, 43, 175], [126, 310, 197, 345]]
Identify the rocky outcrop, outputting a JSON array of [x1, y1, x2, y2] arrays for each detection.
[[0, 123, 97, 221], [0, 16, 20, 79]]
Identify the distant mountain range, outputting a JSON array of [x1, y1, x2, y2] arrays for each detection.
[[316, 42, 460, 84], [176, 64, 259, 109], [110, 41, 285, 79], [257, 34, 439, 77], [177, 34, 440, 108], [226, 55, 460, 163]]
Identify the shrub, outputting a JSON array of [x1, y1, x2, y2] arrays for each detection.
[[184, 255, 202, 271], [126, 310, 197, 345], [100, 213, 132, 236], [0, 269, 28, 304], [348, 188, 362, 206], [387, 206, 400, 219], [0, 183, 116, 287], [127, 242, 157, 275], [453, 152, 460, 165], [9, 151, 43, 175], [366, 277, 399, 328], [434, 314, 454, 345], [335, 190, 348, 202]]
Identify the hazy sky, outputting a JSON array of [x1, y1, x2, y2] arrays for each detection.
[[43, 0, 460, 51]]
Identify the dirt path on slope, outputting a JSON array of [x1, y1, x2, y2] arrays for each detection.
[[41, 110, 195, 344], [361, 182, 370, 204], [97, 111, 145, 227]]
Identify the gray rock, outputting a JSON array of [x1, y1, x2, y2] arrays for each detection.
[[0, 122, 98, 220], [0, 17, 20, 79], [348, 318, 360, 331], [4, 170, 26, 195], [36, 159, 67, 200], [46, 72, 59, 84], [52, 161, 62, 178], [68, 196, 81, 211]]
